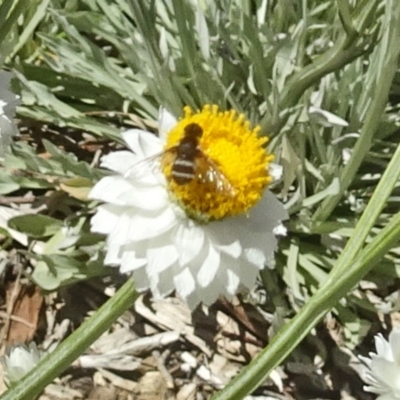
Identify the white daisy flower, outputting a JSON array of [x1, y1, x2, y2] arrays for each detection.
[[360, 327, 400, 399], [0, 71, 20, 158], [1, 342, 45, 385], [89, 105, 288, 309]]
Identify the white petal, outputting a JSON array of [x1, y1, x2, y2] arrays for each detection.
[[107, 213, 131, 245], [196, 243, 220, 288], [370, 358, 400, 391], [122, 129, 162, 158], [126, 207, 177, 242], [158, 108, 177, 141], [120, 250, 147, 273], [375, 334, 393, 361], [100, 151, 138, 174], [153, 262, 180, 297], [131, 265, 151, 291], [236, 259, 259, 290], [185, 290, 203, 310], [244, 247, 266, 269], [90, 175, 167, 210], [359, 355, 372, 367], [273, 223, 287, 236], [90, 204, 121, 235], [104, 242, 122, 265], [375, 394, 400, 400], [195, 284, 220, 307], [147, 245, 179, 276], [390, 328, 400, 363], [244, 191, 289, 232], [219, 253, 242, 294], [236, 226, 278, 267], [226, 268, 240, 294], [173, 222, 205, 265], [215, 240, 242, 258], [105, 209, 165, 247], [174, 267, 196, 299], [203, 221, 243, 257], [124, 158, 164, 187]]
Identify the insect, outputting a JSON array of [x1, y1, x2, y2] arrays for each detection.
[[129, 123, 235, 196], [163, 123, 235, 195], [169, 122, 203, 184]]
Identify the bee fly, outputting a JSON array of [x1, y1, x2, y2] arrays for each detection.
[[170, 123, 203, 184], [164, 123, 235, 196], [129, 122, 235, 196]]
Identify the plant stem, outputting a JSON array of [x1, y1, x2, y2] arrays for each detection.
[[211, 210, 400, 399], [0, 278, 138, 400]]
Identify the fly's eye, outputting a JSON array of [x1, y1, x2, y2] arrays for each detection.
[[184, 123, 203, 138]]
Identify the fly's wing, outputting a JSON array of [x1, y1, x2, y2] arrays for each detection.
[[123, 151, 162, 179], [124, 148, 176, 180], [159, 148, 177, 170], [194, 154, 236, 196]]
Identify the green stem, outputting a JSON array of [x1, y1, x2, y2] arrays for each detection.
[[329, 141, 400, 276], [337, 0, 357, 37], [211, 7, 400, 397], [212, 210, 400, 399], [0, 278, 137, 400]]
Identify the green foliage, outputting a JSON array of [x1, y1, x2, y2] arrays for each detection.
[[4, 0, 399, 321], [1, 0, 400, 390], [8, 214, 63, 238]]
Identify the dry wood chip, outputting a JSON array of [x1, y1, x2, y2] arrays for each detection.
[[208, 353, 241, 385], [90, 328, 138, 354], [176, 383, 197, 400], [220, 297, 269, 342], [180, 351, 198, 370], [43, 382, 83, 399], [97, 368, 138, 392], [135, 296, 211, 357], [42, 318, 71, 352], [78, 353, 141, 371], [107, 331, 180, 356], [196, 365, 224, 389], [153, 349, 174, 389], [269, 369, 284, 393], [134, 371, 169, 400], [215, 311, 261, 362], [86, 385, 118, 400], [5, 282, 44, 345], [78, 329, 180, 371]]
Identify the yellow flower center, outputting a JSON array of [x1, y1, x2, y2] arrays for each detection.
[[162, 105, 274, 221]]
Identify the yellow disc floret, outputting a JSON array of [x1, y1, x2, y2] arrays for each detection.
[[162, 104, 274, 222]]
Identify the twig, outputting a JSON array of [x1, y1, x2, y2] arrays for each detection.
[[0, 312, 36, 329], [153, 349, 174, 389], [0, 268, 23, 352], [0, 196, 35, 205]]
